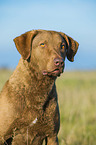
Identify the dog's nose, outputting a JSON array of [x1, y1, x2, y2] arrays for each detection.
[[54, 58, 64, 67]]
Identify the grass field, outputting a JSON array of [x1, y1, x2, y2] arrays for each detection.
[[0, 70, 96, 145]]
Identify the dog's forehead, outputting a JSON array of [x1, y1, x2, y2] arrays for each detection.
[[33, 31, 63, 44]]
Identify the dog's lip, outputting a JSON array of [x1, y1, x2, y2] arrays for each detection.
[[43, 68, 63, 76]]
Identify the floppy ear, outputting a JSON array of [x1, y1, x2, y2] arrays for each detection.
[[13, 30, 38, 60], [59, 32, 79, 62]]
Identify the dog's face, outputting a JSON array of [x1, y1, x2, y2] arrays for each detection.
[[14, 30, 79, 77], [31, 31, 66, 77]]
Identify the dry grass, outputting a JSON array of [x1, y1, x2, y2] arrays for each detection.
[[0, 69, 12, 91], [56, 71, 96, 145], [0, 70, 96, 145]]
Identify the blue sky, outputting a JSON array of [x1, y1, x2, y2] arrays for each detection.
[[0, 0, 96, 70]]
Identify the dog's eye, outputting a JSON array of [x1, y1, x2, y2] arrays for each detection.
[[61, 43, 65, 50], [40, 43, 45, 48]]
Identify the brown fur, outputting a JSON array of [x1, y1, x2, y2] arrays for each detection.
[[0, 30, 79, 145]]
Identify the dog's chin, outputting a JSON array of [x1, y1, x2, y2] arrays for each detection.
[[43, 67, 64, 77]]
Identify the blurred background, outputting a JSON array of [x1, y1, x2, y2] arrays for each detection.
[[0, 0, 96, 70]]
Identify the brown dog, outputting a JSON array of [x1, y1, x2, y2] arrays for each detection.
[[0, 30, 79, 145]]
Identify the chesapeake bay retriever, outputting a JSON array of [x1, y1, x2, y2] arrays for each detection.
[[0, 30, 79, 145]]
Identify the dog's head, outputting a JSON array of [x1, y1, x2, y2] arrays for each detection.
[[14, 30, 79, 77]]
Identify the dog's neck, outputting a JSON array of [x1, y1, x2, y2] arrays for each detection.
[[9, 58, 56, 108]]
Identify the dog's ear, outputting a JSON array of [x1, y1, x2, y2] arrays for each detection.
[[13, 30, 38, 60], [59, 32, 79, 62]]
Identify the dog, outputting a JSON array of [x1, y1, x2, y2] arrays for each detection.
[[0, 30, 79, 145]]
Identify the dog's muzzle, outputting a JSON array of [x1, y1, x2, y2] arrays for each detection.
[[43, 58, 65, 77]]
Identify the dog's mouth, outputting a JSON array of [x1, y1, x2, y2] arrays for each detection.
[[43, 67, 64, 77]]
